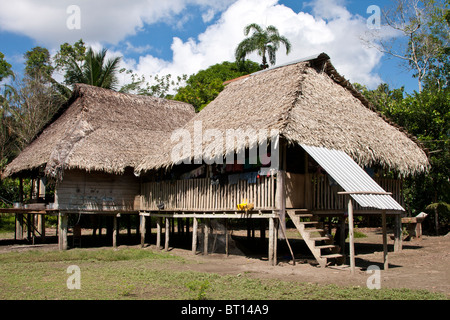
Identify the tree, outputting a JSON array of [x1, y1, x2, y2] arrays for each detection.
[[64, 47, 122, 90], [357, 82, 449, 233], [0, 52, 14, 83], [235, 23, 291, 69], [364, 0, 449, 92], [174, 60, 261, 111], [24, 47, 54, 81]]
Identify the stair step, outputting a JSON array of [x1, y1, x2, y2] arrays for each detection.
[[298, 221, 318, 225], [304, 228, 325, 233], [321, 253, 344, 259], [315, 244, 337, 249], [309, 236, 330, 241]]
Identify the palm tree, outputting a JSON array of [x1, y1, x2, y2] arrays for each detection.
[[235, 23, 291, 69], [65, 47, 121, 90]]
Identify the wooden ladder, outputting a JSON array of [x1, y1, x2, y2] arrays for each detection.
[[287, 210, 344, 268]]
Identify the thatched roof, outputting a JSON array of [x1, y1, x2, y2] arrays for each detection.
[[2, 84, 195, 179], [135, 53, 429, 176]]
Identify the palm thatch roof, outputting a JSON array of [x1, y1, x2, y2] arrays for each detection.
[[135, 53, 429, 176], [2, 84, 195, 179]]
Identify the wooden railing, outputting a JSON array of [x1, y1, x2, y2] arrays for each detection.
[[140, 173, 403, 212], [140, 175, 276, 211]]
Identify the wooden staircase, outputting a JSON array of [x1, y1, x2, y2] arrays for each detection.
[[287, 210, 344, 268]]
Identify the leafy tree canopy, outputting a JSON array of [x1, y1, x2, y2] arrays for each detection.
[[174, 60, 261, 111]]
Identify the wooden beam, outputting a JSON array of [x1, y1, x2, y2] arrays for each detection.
[[382, 210, 389, 270], [140, 215, 146, 248], [268, 217, 274, 265], [348, 198, 355, 275], [165, 217, 170, 251], [203, 219, 210, 255], [156, 217, 162, 249], [394, 214, 402, 252], [225, 219, 229, 257], [113, 215, 118, 249], [192, 217, 198, 254], [58, 212, 68, 250]]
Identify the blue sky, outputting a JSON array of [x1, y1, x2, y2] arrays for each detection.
[[0, 0, 419, 93]]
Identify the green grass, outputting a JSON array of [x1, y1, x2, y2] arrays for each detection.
[[0, 248, 446, 300]]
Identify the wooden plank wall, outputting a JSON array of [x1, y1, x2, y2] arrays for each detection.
[[55, 169, 141, 211]]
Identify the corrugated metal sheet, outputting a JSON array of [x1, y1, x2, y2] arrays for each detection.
[[301, 145, 404, 211]]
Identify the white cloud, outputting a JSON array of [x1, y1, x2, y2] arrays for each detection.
[[0, 0, 236, 46], [1, 0, 391, 89], [127, 0, 386, 88]]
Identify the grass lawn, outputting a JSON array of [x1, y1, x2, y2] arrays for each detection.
[[0, 247, 446, 300]]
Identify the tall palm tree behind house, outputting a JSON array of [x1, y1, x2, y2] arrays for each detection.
[[64, 47, 121, 90], [235, 23, 291, 70]]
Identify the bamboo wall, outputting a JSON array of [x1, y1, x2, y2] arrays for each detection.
[[140, 175, 276, 211]]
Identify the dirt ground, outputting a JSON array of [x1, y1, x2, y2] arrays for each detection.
[[1, 227, 449, 297]]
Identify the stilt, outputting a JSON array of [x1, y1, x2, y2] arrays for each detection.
[[268, 217, 274, 265], [348, 199, 355, 275], [113, 214, 118, 248], [156, 217, 162, 249], [58, 212, 68, 250], [164, 217, 170, 251], [203, 219, 210, 255], [394, 213, 402, 252], [382, 210, 389, 270], [139, 215, 146, 247], [38, 214, 46, 243], [15, 213, 24, 240], [192, 217, 198, 254], [225, 219, 229, 257], [273, 218, 278, 266]]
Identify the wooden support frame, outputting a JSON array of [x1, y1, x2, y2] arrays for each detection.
[[192, 217, 198, 254], [58, 212, 68, 250], [382, 210, 389, 270], [140, 215, 146, 247], [164, 217, 170, 251], [347, 198, 355, 275]]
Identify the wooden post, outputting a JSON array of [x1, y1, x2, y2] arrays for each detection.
[[268, 217, 274, 265], [225, 219, 229, 257], [139, 215, 146, 247], [156, 217, 162, 250], [203, 219, 210, 255], [348, 198, 355, 275], [382, 210, 389, 270], [58, 212, 68, 250], [38, 214, 46, 243], [15, 214, 24, 240], [394, 213, 402, 252], [165, 217, 170, 251], [113, 214, 118, 249], [274, 218, 278, 265], [192, 217, 198, 254]]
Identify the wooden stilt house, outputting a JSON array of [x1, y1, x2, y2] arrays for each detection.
[[135, 53, 429, 269], [1, 84, 195, 249]]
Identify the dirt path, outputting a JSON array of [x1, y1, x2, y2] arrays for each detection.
[[153, 228, 450, 296], [1, 228, 449, 296]]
